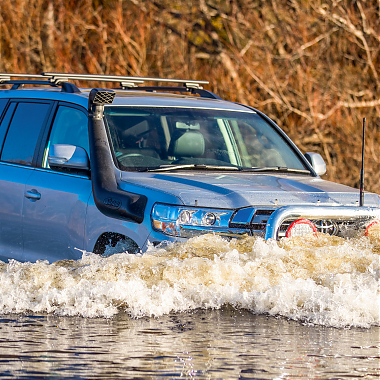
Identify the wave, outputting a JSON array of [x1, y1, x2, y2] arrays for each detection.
[[0, 234, 379, 328]]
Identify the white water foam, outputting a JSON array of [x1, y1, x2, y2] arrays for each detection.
[[0, 234, 379, 328]]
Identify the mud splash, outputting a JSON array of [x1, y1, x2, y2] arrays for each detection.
[[0, 234, 379, 328]]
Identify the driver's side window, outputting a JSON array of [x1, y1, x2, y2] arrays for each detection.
[[43, 106, 89, 169]]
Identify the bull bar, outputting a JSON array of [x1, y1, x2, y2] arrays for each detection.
[[264, 205, 380, 240]]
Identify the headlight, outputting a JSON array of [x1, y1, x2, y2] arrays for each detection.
[[151, 203, 236, 237]]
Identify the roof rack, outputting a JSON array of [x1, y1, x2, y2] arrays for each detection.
[[43, 72, 209, 89], [0, 72, 219, 99]]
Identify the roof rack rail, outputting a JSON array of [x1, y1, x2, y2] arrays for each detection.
[[0, 72, 216, 97], [42, 72, 209, 89], [0, 73, 45, 81], [0, 73, 81, 93]]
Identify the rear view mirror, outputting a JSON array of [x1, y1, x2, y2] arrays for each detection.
[[48, 144, 90, 171], [304, 152, 326, 176]]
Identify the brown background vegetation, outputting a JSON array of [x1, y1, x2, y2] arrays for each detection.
[[1, 0, 379, 192]]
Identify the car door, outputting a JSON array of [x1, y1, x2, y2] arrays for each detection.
[[0, 100, 54, 262], [22, 103, 93, 262]]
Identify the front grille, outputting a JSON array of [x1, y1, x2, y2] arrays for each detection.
[[255, 209, 274, 216], [250, 223, 267, 231], [231, 207, 370, 239], [250, 209, 275, 236], [278, 219, 359, 238]]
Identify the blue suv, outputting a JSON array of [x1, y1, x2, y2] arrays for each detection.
[[0, 73, 379, 263]]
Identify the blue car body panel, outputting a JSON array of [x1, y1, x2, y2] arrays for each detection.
[[23, 169, 92, 262]]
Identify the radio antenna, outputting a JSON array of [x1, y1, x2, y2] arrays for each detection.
[[359, 117, 366, 207]]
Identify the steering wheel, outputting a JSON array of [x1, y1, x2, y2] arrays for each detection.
[[118, 153, 144, 159]]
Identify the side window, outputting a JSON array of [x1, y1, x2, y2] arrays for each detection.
[[1, 102, 51, 166], [43, 106, 89, 169]]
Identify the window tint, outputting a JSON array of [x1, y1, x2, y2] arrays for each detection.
[[1, 102, 51, 166], [43, 106, 89, 169]]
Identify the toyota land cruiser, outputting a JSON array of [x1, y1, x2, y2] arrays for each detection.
[[0, 73, 379, 263]]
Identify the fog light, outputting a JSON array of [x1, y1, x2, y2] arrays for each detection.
[[365, 220, 380, 238], [286, 219, 317, 238]]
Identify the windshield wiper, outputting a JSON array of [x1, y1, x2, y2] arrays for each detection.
[[145, 164, 240, 172], [142, 165, 310, 174], [240, 166, 311, 174]]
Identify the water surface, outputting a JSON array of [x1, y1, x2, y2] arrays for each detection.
[[0, 311, 379, 379]]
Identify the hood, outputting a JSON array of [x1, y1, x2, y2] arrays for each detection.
[[120, 171, 380, 209]]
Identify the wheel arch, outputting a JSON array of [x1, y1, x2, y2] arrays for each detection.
[[92, 232, 140, 255]]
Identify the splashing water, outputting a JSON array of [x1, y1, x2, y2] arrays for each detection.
[[0, 234, 379, 328]]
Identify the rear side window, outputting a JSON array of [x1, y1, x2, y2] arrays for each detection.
[[0, 102, 51, 166]]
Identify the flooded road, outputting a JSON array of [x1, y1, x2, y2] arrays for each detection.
[[0, 234, 379, 378]]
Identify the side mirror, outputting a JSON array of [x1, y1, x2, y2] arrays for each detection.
[[48, 144, 90, 171], [304, 152, 326, 176]]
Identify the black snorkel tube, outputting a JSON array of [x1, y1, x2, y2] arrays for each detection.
[[88, 88, 147, 223]]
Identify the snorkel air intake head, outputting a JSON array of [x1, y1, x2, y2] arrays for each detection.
[[88, 88, 116, 119]]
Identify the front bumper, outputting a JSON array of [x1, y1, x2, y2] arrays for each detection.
[[148, 204, 380, 245]]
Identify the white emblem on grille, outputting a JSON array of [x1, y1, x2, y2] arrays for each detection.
[[313, 219, 338, 235]]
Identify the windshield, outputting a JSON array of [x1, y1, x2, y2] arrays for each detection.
[[104, 107, 309, 172]]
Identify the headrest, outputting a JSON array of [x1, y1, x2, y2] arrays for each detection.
[[169, 130, 205, 157]]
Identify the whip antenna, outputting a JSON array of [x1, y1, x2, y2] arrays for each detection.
[[359, 117, 366, 207]]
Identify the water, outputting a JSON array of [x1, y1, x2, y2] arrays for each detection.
[[0, 234, 379, 379]]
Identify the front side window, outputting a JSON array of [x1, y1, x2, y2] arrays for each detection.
[[104, 107, 308, 173], [43, 106, 89, 169], [1, 102, 51, 166]]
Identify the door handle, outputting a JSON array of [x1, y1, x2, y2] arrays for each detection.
[[25, 189, 41, 201]]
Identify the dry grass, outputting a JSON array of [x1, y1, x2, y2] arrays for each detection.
[[1, 0, 379, 192]]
